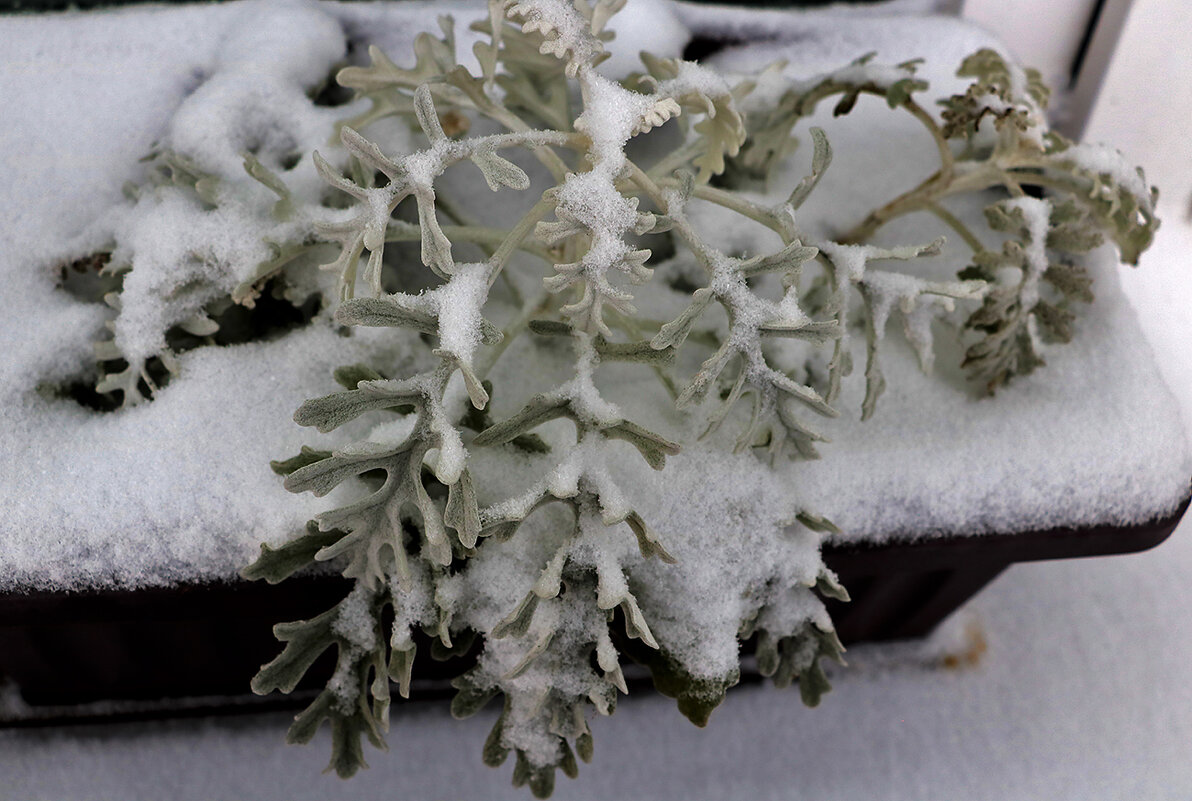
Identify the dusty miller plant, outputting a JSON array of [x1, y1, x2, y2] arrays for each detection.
[[220, 1, 1158, 796]]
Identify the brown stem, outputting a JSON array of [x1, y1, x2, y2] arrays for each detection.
[[903, 99, 954, 185], [837, 162, 1010, 244], [836, 178, 937, 244]]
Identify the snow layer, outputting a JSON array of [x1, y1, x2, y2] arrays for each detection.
[[0, 0, 1187, 595], [806, 249, 1191, 540], [3, 2, 1192, 800], [685, 13, 1191, 541]]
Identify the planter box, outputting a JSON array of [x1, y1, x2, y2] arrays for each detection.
[[3, 2, 1190, 758], [3, 493, 1185, 727]]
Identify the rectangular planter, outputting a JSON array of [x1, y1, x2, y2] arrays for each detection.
[[1, 492, 1186, 727]]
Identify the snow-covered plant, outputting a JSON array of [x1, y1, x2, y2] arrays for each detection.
[[84, 121, 341, 405], [210, 3, 1155, 796], [735, 48, 1158, 391]]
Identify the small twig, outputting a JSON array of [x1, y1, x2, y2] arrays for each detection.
[[646, 141, 707, 181], [631, 165, 791, 242], [384, 221, 552, 263], [903, 99, 954, 184], [924, 202, 985, 253], [489, 195, 558, 279]]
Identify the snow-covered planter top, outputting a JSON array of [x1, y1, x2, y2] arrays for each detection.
[[1, 0, 1188, 796]]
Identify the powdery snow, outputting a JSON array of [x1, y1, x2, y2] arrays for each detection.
[[0, 1, 1186, 591], [1, 1, 1191, 799]]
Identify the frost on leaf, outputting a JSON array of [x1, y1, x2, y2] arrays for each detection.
[[960, 196, 1099, 392], [939, 48, 1049, 147], [635, 53, 748, 182], [819, 239, 984, 418]]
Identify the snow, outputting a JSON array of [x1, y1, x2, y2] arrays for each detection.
[[1120, 201, 1192, 437], [692, 9, 1006, 107], [89, 0, 350, 366], [652, 56, 733, 103], [508, 0, 604, 75], [0, 0, 1183, 583], [1060, 141, 1153, 201], [106, 186, 298, 365], [1, 0, 1191, 798], [433, 261, 491, 363], [799, 250, 1190, 541], [0, 323, 411, 589], [601, 0, 687, 77]]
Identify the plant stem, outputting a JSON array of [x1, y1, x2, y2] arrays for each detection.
[[646, 141, 708, 181], [903, 99, 954, 184], [836, 161, 1008, 244], [411, 202, 528, 305], [830, 98, 962, 246], [836, 152, 1090, 246], [485, 105, 574, 181], [924, 202, 985, 253], [628, 165, 793, 244], [489, 195, 557, 279], [384, 222, 552, 262], [420, 81, 574, 182], [606, 308, 681, 401], [688, 183, 789, 239], [474, 288, 555, 382]]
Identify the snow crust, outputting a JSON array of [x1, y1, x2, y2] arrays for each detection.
[[0, 0, 1186, 614]]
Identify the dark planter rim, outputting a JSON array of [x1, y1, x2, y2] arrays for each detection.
[[1, 487, 1186, 727]]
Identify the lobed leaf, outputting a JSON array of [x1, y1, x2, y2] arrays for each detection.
[[293, 380, 424, 433], [242, 521, 346, 584]]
